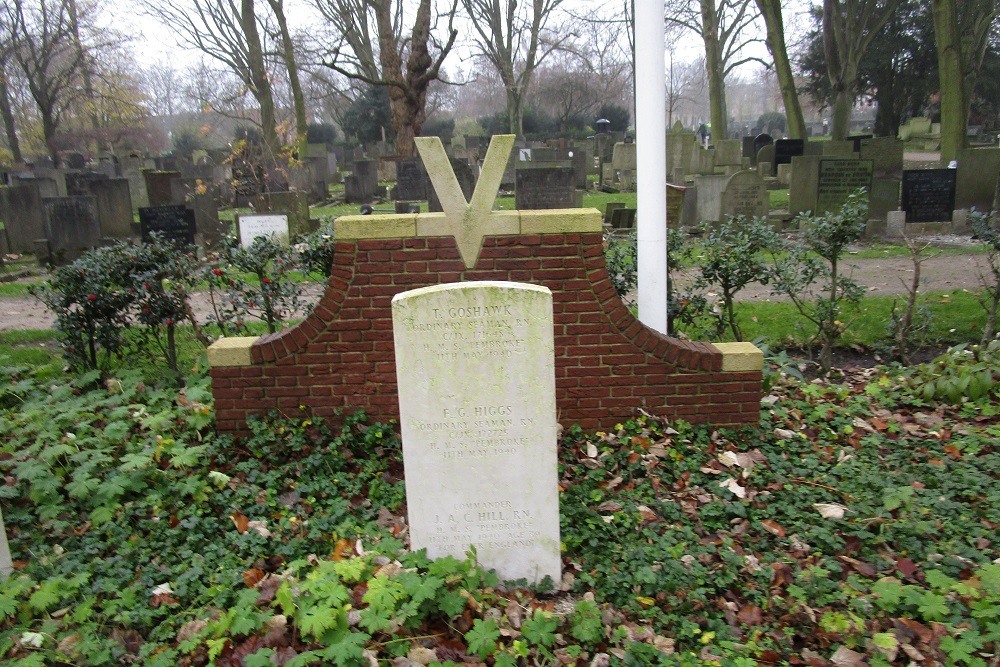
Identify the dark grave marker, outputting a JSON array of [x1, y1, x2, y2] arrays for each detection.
[[742, 136, 756, 162], [515, 167, 576, 210], [144, 170, 182, 206], [394, 157, 428, 201], [816, 159, 873, 214], [42, 196, 101, 264], [901, 169, 956, 223], [846, 134, 873, 154], [609, 207, 637, 230], [0, 184, 46, 253], [139, 205, 196, 246], [773, 139, 804, 176]]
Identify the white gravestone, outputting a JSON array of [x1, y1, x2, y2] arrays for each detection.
[[392, 281, 561, 584], [237, 213, 289, 248]]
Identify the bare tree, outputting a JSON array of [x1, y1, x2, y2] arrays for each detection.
[[140, 0, 284, 162], [265, 0, 308, 152], [0, 18, 23, 162], [667, 0, 764, 139], [755, 0, 805, 138], [2, 0, 86, 161], [315, 0, 458, 156], [462, 0, 571, 135]]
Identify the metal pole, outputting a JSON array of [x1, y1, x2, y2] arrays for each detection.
[[635, 0, 668, 334]]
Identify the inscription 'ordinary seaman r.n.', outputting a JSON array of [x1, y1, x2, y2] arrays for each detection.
[[391, 281, 561, 584]]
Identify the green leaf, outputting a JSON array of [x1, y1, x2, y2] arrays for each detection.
[[924, 570, 957, 592], [0, 593, 18, 619], [244, 649, 277, 667], [917, 591, 950, 621], [871, 577, 905, 610], [332, 558, 367, 584], [522, 610, 559, 648], [320, 631, 369, 666], [465, 618, 500, 659], [28, 579, 62, 611], [362, 574, 404, 610], [299, 604, 339, 639], [570, 599, 604, 643]]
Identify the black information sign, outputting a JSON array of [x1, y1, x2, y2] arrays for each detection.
[[139, 205, 196, 246], [901, 170, 956, 223]]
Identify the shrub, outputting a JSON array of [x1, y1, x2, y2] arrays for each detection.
[[969, 208, 1000, 342], [695, 215, 777, 341], [771, 190, 868, 373]]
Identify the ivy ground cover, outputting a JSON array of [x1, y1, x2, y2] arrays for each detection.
[[0, 359, 997, 666]]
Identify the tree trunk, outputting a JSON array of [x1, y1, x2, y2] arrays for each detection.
[[267, 0, 308, 156], [67, 0, 100, 152], [507, 88, 523, 136], [756, 0, 806, 139], [932, 0, 966, 164], [701, 0, 727, 140], [241, 0, 283, 164], [830, 87, 854, 140], [0, 69, 22, 163]]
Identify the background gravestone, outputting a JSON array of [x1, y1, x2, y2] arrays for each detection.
[[773, 139, 805, 176], [344, 159, 379, 203], [42, 196, 101, 264], [89, 178, 134, 239], [393, 157, 428, 201], [721, 170, 768, 220], [144, 171, 181, 206], [139, 205, 196, 247], [515, 167, 577, 210], [238, 213, 289, 247], [815, 159, 873, 214], [260, 191, 312, 237], [902, 169, 957, 223], [954, 148, 1000, 211], [0, 184, 45, 252], [392, 281, 560, 584]]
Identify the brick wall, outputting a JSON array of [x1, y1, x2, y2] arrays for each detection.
[[210, 225, 762, 436]]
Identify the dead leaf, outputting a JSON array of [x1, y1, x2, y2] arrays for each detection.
[[596, 500, 623, 513], [774, 428, 796, 440], [719, 478, 747, 498], [243, 568, 265, 588], [829, 645, 866, 667], [813, 503, 849, 519], [230, 512, 249, 534], [895, 557, 919, 578], [736, 604, 763, 625], [246, 520, 271, 538], [760, 519, 786, 537], [586, 443, 598, 458]]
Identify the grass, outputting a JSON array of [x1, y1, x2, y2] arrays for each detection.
[[0, 329, 63, 380], [768, 188, 789, 209]]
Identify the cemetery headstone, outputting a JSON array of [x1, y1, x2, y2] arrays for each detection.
[[756, 144, 775, 173], [89, 178, 134, 239], [901, 169, 957, 223], [815, 159, 873, 214], [42, 196, 101, 264], [238, 213, 290, 247], [144, 170, 182, 207], [138, 205, 196, 247], [742, 136, 756, 163], [859, 137, 905, 179], [821, 141, 857, 157], [721, 170, 769, 220], [955, 148, 1000, 211], [773, 139, 805, 176], [609, 207, 637, 230], [694, 174, 729, 223], [0, 184, 45, 253], [262, 191, 312, 236], [391, 281, 561, 584], [344, 159, 378, 203], [846, 134, 873, 153], [752, 134, 774, 164], [515, 167, 577, 210], [394, 157, 428, 201]]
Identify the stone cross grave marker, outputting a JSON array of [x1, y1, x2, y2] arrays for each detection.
[[238, 213, 289, 247], [391, 281, 561, 584]]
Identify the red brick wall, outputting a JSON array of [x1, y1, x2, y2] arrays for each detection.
[[211, 232, 762, 435]]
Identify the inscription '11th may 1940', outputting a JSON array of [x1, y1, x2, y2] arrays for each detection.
[[391, 282, 561, 584]]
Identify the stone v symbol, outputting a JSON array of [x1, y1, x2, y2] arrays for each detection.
[[414, 134, 516, 269]]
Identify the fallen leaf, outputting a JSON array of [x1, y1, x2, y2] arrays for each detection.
[[719, 478, 747, 498], [736, 604, 763, 624], [230, 512, 249, 534], [243, 568, 265, 588], [246, 520, 271, 538], [586, 443, 598, 458], [895, 557, 919, 578], [813, 503, 849, 519], [774, 428, 796, 440], [829, 645, 866, 667], [760, 519, 786, 537], [596, 500, 623, 513]]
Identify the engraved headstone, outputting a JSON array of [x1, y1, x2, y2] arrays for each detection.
[[0, 184, 45, 252], [901, 169, 957, 223], [816, 159, 873, 214], [144, 170, 182, 206], [392, 281, 560, 584], [515, 167, 577, 209], [752, 133, 774, 164], [238, 213, 289, 247], [138, 205, 196, 247], [42, 196, 101, 264], [394, 157, 428, 201], [721, 170, 768, 220]]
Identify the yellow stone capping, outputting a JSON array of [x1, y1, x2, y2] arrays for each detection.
[[520, 208, 603, 234], [206, 336, 258, 367], [413, 212, 455, 236], [334, 214, 417, 240], [712, 341, 764, 372]]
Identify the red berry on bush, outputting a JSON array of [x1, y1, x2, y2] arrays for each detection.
[[212, 268, 224, 276], [262, 277, 271, 285], [87, 294, 97, 302]]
